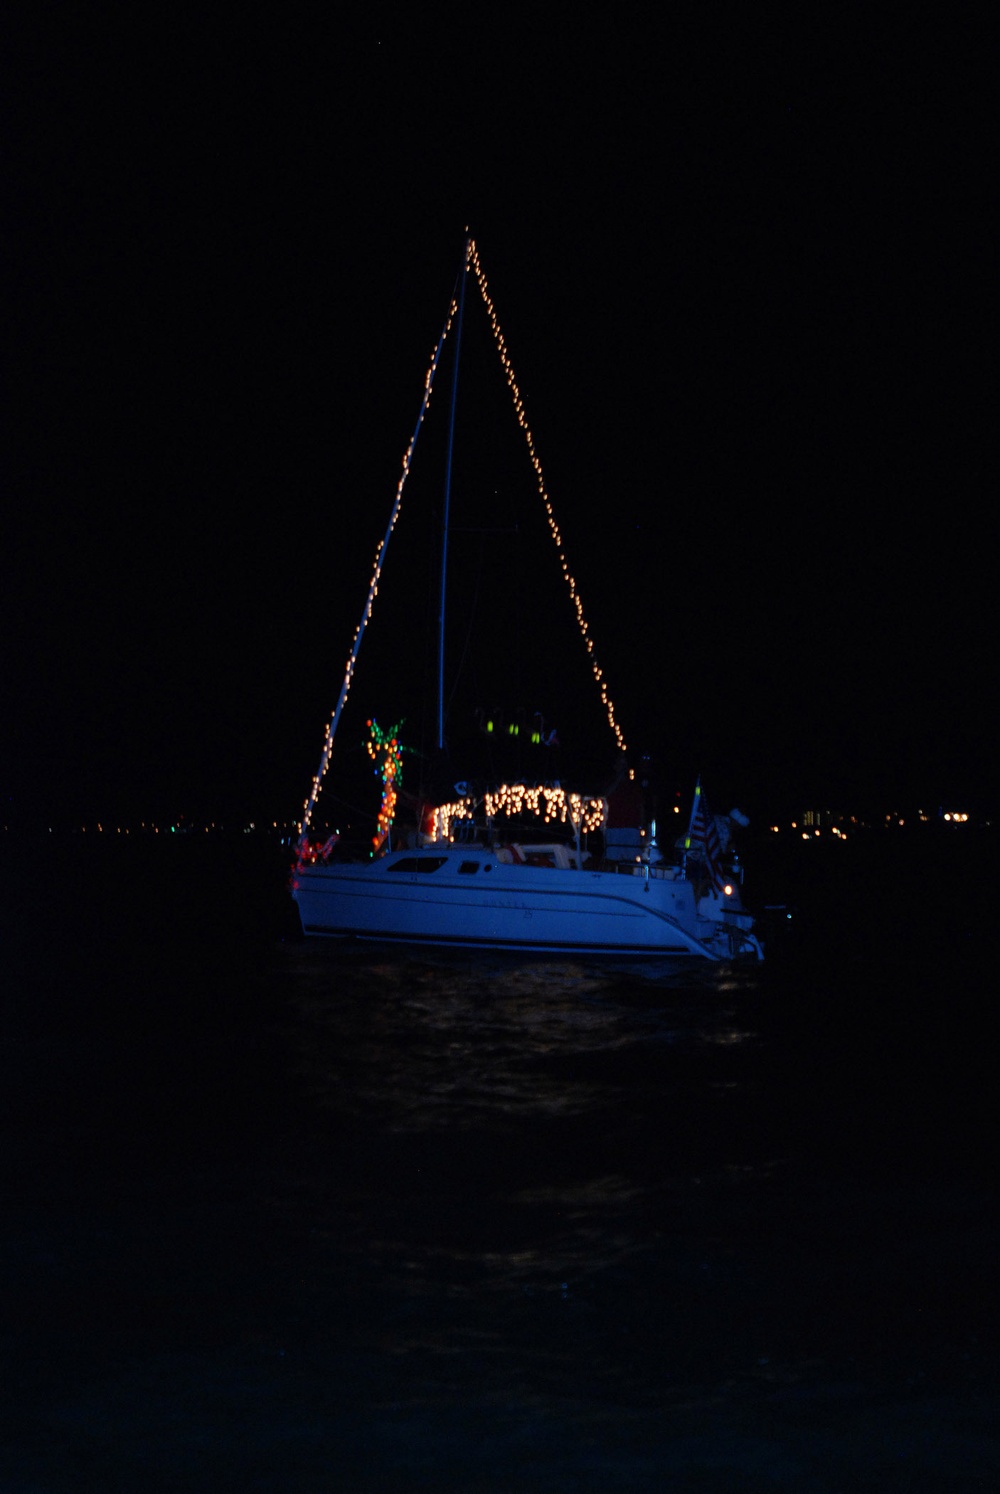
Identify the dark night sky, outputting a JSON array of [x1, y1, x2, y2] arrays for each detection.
[[2, 10, 994, 829]]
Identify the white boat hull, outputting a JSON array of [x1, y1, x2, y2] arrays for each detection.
[[291, 848, 761, 960]]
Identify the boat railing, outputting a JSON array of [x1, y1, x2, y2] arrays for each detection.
[[608, 860, 685, 881]]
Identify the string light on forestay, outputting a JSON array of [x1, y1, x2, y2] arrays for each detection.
[[295, 273, 465, 851], [467, 240, 628, 756]]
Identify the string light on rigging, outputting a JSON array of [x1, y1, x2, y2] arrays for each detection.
[[296, 278, 464, 848], [296, 238, 629, 855], [467, 241, 627, 755]]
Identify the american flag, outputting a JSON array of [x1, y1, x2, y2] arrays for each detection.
[[687, 788, 726, 891]]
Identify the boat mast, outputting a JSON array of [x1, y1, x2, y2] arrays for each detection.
[[437, 238, 469, 751]]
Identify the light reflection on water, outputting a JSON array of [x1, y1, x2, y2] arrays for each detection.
[[277, 945, 763, 1132], [7, 845, 989, 1483], [254, 942, 779, 1398]]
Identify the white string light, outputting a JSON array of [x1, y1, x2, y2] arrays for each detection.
[[467, 239, 628, 755], [430, 784, 607, 842], [296, 261, 468, 845], [432, 798, 475, 842], [484, 783, 607, 833]]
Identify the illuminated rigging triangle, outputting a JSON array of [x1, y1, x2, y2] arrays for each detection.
[[297, 235, 628, 846]]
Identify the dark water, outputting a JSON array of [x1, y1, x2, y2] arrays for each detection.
[[2, 833, 997, 1490]]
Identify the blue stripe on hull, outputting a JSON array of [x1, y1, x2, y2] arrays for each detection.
[[301, 924, 701, 956]]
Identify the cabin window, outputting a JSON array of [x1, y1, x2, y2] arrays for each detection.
[[458, 861, 479, 875], [387, 857, 448, 874]]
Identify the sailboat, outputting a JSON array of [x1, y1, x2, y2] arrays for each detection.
[[290, 238, 762, 961]]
